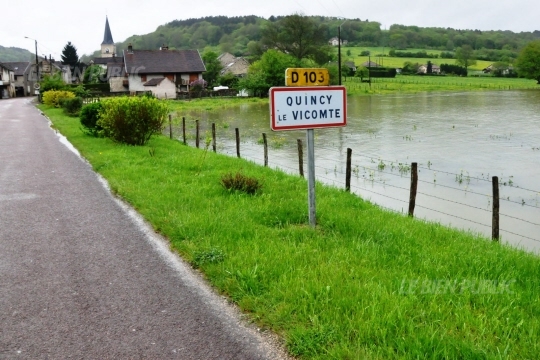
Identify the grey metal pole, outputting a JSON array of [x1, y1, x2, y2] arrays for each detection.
[[307, 129, 316, 227], [338, 26, 341, 86]]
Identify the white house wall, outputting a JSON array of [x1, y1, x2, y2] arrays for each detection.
[[144, 78, 176, 99]]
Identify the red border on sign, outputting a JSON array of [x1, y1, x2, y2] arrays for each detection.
[[270, 86, 347, 131]]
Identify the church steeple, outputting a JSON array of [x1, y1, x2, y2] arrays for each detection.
[[102, 16, 114, 45], [101, 16, 116, 58]]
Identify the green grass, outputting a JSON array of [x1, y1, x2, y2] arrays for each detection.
[[43, 105, 540, 359], [341, 46, 493, 71], [342, 75, 538, 95]]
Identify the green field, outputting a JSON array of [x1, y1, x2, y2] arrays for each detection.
[[340, 46, 492, 71], [42, 103, 540, 359], [341, 75, 538, 95]]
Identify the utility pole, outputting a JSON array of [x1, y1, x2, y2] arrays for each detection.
[[25, 37, 39, 82]]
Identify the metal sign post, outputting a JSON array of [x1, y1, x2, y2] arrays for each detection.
[[307, 128, 316, 226], [270, 70, 347, 228]]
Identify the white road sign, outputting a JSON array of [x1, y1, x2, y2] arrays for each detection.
[[270, 86, 347, 131]]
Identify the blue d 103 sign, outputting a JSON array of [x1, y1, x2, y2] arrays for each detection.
[[270, 86, 347, 131]]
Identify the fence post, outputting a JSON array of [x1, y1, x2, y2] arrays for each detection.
[[345, 148, 352, 192], [195, 120, 200, 148], [408, 162, 418, 217], [182, 117, 186, 145], [262, 133, 268, 167], [297, 139, 304, 177], [212, 123, 216, 153], [492, 176, 500, 241], [169, 114, 173, 140], [235, 128, 240, 158]]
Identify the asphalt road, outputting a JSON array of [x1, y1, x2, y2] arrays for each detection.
[[0, 98, 289, 359]]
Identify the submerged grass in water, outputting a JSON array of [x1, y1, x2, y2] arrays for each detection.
[[43, 105, 540, 359]]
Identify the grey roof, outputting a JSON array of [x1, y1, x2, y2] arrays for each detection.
[[92, 56, 122, 65], [102, 17, 114, 45], [2, 62, 29, 75], [107, 63, 126, 78], [0, 62, 14, 72], [143, 78, 165, 86], [123, 49, 206, 74]]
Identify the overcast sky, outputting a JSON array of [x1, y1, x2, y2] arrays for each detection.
[[2, 0, 538, 59]]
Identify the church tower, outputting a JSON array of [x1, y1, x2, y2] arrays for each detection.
[[101, 16, 116, 58]]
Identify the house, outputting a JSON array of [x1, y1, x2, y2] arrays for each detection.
[[108, 44, 206, 98], [0, 63, 15, 99], [26, 57, 72, 84], [361, 61, 381, 67], [218, 52, 249, 77], [418, 64, 441, 74], [328, 37, 348, 46], [3, 61, 33, 96]]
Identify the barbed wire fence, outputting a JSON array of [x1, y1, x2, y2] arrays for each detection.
[[168, 117, 540, 246]]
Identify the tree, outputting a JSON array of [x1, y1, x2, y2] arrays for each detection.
[[455, 45, 477, 71], [201, 50, 223, 87], [427, 61, 433, 74], [260, 14, 326, 64], [515, 40, 540, 84], [61, 41, 81, 81], [239, 49, 296, 96], [83, 65, 106, 84]]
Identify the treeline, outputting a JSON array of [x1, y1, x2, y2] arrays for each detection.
[[83, 15, 539, 62], [0, 45, 34, 62]]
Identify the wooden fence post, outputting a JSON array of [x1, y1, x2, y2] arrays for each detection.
[[297, 139, 304, 178], [235, 128, 240, 158], [212, 123, 216, 152], [182, 117, 186, 145], [262, 133, 268, 167], [345, 148, 352, 192], [408, 162, 418, 217], [492, 176, 500, 241], [195, 120, 200, 148], [168, 114, 173, 139]]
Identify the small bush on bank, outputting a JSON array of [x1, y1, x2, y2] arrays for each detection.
[[79, 102, 104, 136], [61, 97, 83, 116], [221, 172, 262, 195], [42, 90, 75, 107], [98, 96, 169, 145]]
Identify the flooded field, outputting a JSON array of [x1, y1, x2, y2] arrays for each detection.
[[173, 90, 540, 252]]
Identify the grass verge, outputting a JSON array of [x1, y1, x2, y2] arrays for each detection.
[[42, 105, 540, 359]]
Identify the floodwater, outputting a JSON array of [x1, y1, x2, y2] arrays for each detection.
[[173, 90, 540, 253]]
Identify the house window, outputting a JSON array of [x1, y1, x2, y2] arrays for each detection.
[[141, 75, 147, 82]]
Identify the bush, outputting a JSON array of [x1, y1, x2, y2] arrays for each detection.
[[42, 90, 75, 107], [221, 172, 262, 195], [189, 79, 208, 93], [62, 97, 83, 116], [80, 102, 103, 136], [97, 96, 169, 145], [72, 85, 90, 98], [39, 74, 66, 93]]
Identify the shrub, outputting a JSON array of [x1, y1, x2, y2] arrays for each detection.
[[189, 79, 208, 93], [221, 172, 262, 195], [62, 97, 83, 116], [72, 85, 90, 98], [79, 102, 103, 136], [97, 96, 169, 145], [42, 90, 75, 107], [39, 74, 66, 93]]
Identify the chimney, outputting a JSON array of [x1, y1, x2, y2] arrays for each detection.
[[127, 43, 133, 53], [160, 44, 169, 51]]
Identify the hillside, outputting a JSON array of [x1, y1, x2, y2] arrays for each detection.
[[81, 15, 539, 62], [0, 45, 34, 62]]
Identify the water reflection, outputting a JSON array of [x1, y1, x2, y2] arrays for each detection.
[[173, 91, 540, 252]]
